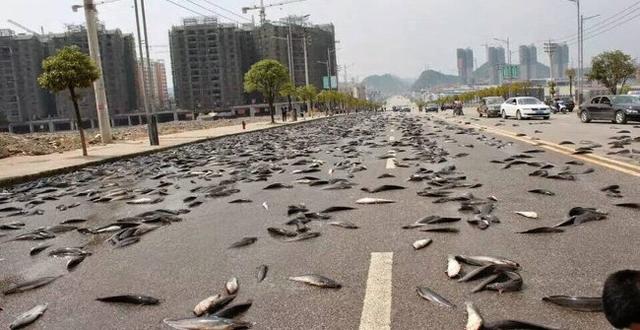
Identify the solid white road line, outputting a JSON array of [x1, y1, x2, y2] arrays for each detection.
[[359, 252, 393, 330]]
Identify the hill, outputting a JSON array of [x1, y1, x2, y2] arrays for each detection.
[[361, 74, 410, 96], [411, 70, 460, 90]]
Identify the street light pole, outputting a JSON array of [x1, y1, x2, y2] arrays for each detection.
[[568, 0, 581, 103], [133, 0, 158, 146], [82, 0, 112, 143], [302, 34, 309, 85]]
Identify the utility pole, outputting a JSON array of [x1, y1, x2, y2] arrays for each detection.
[[140, 0, 160, 146], [133, 0, 158, 145], [544, 41, 557, 80], [302, 33, 309, 85], [287, 23, 295, 85], [82, 0, 112, 143]]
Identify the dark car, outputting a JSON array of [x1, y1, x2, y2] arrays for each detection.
[[559, 97, 575, 112], [579, 95, 640, 124], [425, 104, 439, 112], [440, 103, 454, 111], [477, 96, 505, 117]]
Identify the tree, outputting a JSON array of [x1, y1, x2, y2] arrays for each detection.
[[38, 46, 100, 156], [244, 59, 290, 124], [587, 50, 637, 95], [296, 84, 318, 117], [548, 80, 557, 99], [280, 82, 297, 122], [566, 68, 576, 98]]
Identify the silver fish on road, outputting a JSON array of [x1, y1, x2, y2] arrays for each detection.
[[447, 255, 462, 279], [289, 274, 342, 289], [356, 197, 396, 205], [416, 287, 455, 308], [542, 295, 603, 312], [225, 277, 239, 295], [412, 239, 433, 250], [193, 294, 236, 317], [10, 303, 47, 330], [256, 265, 268, 283], [3, 275, 62, 295], [465, 302, 484, 330], [164, 315, 252, 329]]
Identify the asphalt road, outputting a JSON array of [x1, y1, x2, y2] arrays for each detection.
[[440, 107, 640, 166], [0, 111, 638, 329]]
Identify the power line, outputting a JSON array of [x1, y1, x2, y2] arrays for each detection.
[[570, 10, 640, 45], [555, 0, 640, 43], [161, 0, 207, 17], [197, 0, 251, 22], [562, 6, 640, 43], [183, 0, 241, 23]]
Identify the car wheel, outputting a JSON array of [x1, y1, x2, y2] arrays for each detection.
[[615, 111, 627, 124], [516, 110, 522, 120], [580, 110, 591, 123], [501, 110, 507, 119]]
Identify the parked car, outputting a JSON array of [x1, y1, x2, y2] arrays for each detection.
[[559, 97, 576, 112], [425, 104, 439, 112], [578, 95, 640, 124], [477, 96, 505, 117], [500, 97, 550, 120], [440, 103, 454, 111]]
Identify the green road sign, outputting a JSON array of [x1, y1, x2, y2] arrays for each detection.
[[502, 65, 520, 79]]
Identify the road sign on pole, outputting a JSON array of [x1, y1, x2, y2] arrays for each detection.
[[502, 65, 520, 80]]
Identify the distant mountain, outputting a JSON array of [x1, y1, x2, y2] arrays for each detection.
[[361, 74, 410, 96], [411, 70, 460, 91]]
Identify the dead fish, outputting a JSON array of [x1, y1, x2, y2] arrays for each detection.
[[412, 238, 433, 250], [528, 189, 555, 196], [29, 244, 51, 256], [416, 287, 456, 308], [322, 182, 355, 190], [601, 185, 620, 192], [361, 185, 405, 193], [66, 256, 85, 271], [355, 197, 396, 205], [483, 320, 560, 330], [458, 264, 519, 283], [517, 227, 564, 234], [377, 173, 396, 179], [320, 206, 356, 213], [96, 295, 160, 305], [559, 141, 575, 145], [515, 211, 538, 219], [263, 183, 293, 190], [267, 227, 298, 238], [485, 271, 523, 294], [329, 221, 359, 229], [229, 237, 257, 248], [289, 274, 342, 288], [447, 255, 462, 279], [471, 274, 501, 293], [48, 247, 91, 257], [4, 275, 62, 295], [193, 294, 235, 316], [566, 160, 584, 165], [229, 199, 252, 204], [542, 295, 603, 312], [466, 302, 484, 330], [10, 304, 47, 330], [256, 265, 268, 283], [614, 203, 640, 209], [456, 255, 520, 269], [419, 227, 459, 233], [126, 197, 164, 205], [60, 218, 87, 224], [0, 206, 22, 213], [212, 300, 253, 319], [226, 277, 239, 295], [163, 316, 252, 330], [285, 232, 321, 242]]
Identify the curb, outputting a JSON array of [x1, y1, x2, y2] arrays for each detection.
[[0, 115, 337, 188]]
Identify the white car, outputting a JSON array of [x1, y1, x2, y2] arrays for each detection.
[[500, 97, 551, 120]]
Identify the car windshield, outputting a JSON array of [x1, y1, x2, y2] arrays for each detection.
[[485, 98, 503, 105], [518, 98, 542, 105], [613, 95, 640, 105]]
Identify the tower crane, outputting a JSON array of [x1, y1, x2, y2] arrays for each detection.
[[7, 20, 41, 36], [242, 0, 307, 25]]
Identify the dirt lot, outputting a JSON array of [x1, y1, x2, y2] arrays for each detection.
[[0, 117, 269, 159]]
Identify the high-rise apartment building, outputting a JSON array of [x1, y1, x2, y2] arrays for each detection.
[[456, 48, 474, 85], [137, 60, 170, 111], [519, 45, 539, 81], [550, 43, 570, 79], [487, 47, 506, 84], [169, 17, 337, 112]]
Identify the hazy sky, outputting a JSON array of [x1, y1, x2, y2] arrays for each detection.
[[2, 0, 639, 84]]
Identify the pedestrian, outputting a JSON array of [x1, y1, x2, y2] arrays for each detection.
[[242, 120, 246, 130], [282, 106, 287, 122], [603, 270, 640, 330]]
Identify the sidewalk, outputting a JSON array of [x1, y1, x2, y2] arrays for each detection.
[[0, 116, 329, 187]]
